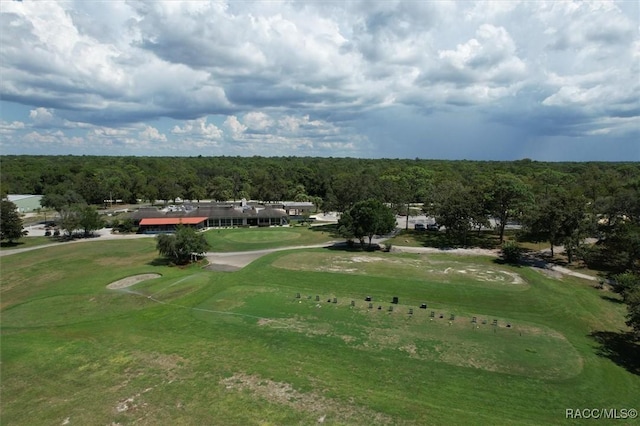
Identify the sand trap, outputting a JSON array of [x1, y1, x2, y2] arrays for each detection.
[[106, 274, 162, 290]]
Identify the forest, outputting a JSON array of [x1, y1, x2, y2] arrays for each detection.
[[1, 155, 638, 208], [1, 155, 638, 269]]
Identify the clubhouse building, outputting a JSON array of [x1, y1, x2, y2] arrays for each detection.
[[130, 200, 313, 234]]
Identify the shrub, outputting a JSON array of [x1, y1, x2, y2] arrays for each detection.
[[115, 218, 135, 233], [501, 241, 522, 264]]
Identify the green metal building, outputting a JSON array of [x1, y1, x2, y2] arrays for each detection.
[[7, 195, 43, 213]]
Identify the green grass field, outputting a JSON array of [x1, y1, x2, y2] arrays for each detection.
[[203, 225, 338, 252], [1, 235, 639, 425], [385, 229, 507, 249], [0, 236, 57, 250]]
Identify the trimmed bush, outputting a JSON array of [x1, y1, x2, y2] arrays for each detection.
[[501, 241, 522, 264]]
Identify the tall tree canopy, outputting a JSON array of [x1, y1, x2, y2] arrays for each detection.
[[612, 272, 640, 340], [425, 180, 480, 245], [337, 199, 396, 248], [156, 225, 210, 264], [76, 205, 105, 237], [0, 199, 25, 243], [596, 179, 640, 272], [522, 188, 588, 262], [487, 174, 532, 243]]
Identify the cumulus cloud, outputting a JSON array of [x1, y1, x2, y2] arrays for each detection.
[[139, 125, 167, 142], [223, 116, 248, 139], [414, 24, 527, 105], [172, 118, 223, 139], [243, 112, 274, 132], [0, 0, 637, 159], [29, 107, 54, 125], [0, 120, 25, 134]]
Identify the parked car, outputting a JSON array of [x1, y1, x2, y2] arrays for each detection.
[[414, 223, 426, 231]]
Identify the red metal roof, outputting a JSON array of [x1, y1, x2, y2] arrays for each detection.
[[139, 217, 208, 226]]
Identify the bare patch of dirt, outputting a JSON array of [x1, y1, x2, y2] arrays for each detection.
[[391, 246, 500, 256], [220, 373, 396, 425], [503, 271, 524, 284], [350, 256, 385, 263], [257, 316, 332, 337], [318, 266, 358, 273], [340, 335, 356, 343], [114, 387, 153, 414], [106, 274, 162, 290], [440, 266, 523, 284], [399, 343, 418, 356], [135, 351, 187, 371], [278, 252, 526, 285]]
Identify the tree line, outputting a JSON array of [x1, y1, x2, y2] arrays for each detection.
[[0, 155, 636, 209], [1, 156, 637, 260]]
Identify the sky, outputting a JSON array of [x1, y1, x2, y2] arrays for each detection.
[[0, 0, 639, 161]]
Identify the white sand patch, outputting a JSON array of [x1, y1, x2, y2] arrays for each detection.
[[319, 267, 358, 273], [439, 267, 524, 284], [503, 271, 524, 284], [106, 274, 162, 290], [350, 256, 385, 263]]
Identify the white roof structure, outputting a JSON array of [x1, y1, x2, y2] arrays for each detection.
[[7, 195, 38, 202]]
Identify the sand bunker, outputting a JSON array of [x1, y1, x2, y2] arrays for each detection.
[[106, 274, 162, 290]]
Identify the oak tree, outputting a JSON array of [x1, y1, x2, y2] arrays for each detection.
[[338, 199, 396, 248], [0, 199, 25, 243], [156, 225, 210, 264]]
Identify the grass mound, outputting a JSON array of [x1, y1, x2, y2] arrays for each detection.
[[203, 226, 336, 252], [194, 286, 580, 380], [273, 252, 526, 288]]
